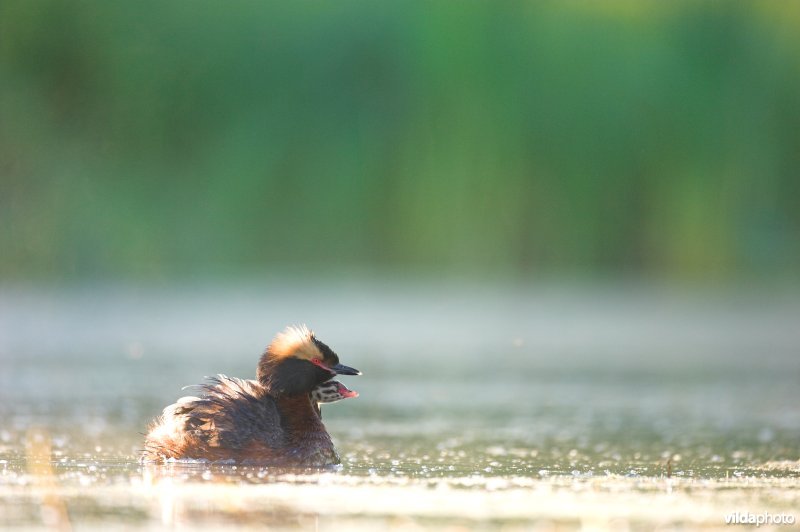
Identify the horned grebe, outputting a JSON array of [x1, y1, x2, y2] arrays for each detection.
[[310, 379, 358, 417], [142, 325, 360, 467]]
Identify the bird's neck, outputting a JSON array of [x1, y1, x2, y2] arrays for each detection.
[[276, 394, 333, 446], [275, 394, 339, 466]]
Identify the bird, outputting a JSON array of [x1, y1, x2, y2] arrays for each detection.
[[310, 379, 359, 418], [141, 325, 360, 467]]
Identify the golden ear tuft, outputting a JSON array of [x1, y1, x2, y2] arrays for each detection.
[[267, 324, 321, 361]]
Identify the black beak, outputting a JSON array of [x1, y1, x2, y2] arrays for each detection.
[[331, 363, 361, 376]]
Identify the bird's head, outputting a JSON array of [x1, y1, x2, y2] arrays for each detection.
[[257, 325, 361, 396], [311, 380, 359, 404]]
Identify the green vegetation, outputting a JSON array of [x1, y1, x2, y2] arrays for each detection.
[[1, 2, 799, 280]]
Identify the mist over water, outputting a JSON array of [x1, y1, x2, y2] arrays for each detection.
[[1, 282, 798, 528]]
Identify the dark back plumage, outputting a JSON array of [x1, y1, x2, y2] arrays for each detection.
[[142, 374, 350, 465], [143, 375, 284, 461]]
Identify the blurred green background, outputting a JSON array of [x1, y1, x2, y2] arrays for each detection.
[[1, 1, 799, 282]]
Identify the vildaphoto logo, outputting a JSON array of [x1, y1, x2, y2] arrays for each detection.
[[725, 511, 796, 527]]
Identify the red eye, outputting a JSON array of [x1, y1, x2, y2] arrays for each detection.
[[311, 358, 335, 374]]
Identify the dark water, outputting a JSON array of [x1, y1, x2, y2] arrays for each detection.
[[1, 282, 799, 529]]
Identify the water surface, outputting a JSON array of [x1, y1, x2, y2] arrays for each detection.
[[1, 282, 799, 529]]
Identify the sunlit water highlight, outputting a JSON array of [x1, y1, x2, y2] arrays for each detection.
[[1, 282, 798, 529]]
